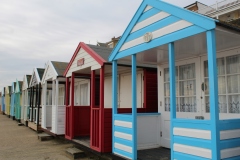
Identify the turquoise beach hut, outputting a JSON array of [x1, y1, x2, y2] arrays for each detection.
[[109, 0, 240, 159], [10, 82, 16, 120], [15, 80, 23, 122]]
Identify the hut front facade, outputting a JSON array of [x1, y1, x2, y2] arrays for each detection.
[[1, 88, 5, 114], [28, 68, 44, 131], [41, 61, 68, 135], [64, 42, 158, 153], [15, 80, 23, 121], [5, 86, 11, 116], [109, 0, 240, 159], [21, 75, 31, 126], [10, 82, 16, 119]]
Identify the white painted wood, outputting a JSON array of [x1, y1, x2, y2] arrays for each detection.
[[119, 71, 143, 108], [46, 105, 52, 127], [121, 20, 193, 51], [137, 115, 160, 150], [104, 76, 112, 108], [173, 128, 211, 140], [55, 79, 59, 133], [174, 143, 212, 159], [220, 129, 240, 140], [114, 143, 132, 153], [131, 11, 170, 33], [57, 105, 65, 134], [114, 131, 132, 141], [144, 5, 153, 12], [114, 120, 132, 128], [42, 61, 57, 84], [221, 147, 240, 159], [91, 64, 101, 70], [66, 48, 100, 77]]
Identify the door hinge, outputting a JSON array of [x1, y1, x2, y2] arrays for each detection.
[[160, 131, 162, 137]]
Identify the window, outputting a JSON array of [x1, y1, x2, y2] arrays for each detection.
[[46, 90, 52, 105], [164, 63, 197, 112], [58, 86, 65, 105], [204, 54, 240, 113]]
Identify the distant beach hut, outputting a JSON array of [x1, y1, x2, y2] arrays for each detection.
[[28, 68, 45, 131], [15, 80, 23, 122], [41, 61, 68, 135], [0, 92, 2, 114], [1, 87, 5, 115], [5, 86, 11, 117], [10, 82, 16, 120], [21, 75, 31, 126]]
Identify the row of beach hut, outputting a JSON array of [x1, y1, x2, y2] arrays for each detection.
[[1, 0, 240, 159]]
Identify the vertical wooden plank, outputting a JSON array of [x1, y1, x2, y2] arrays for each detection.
[[169, 42, 176, 160], [132, 54, 137, 160], [90, 70, 95, 147], [70, 73, 75, 139], [206, 29, 220, 160], [112, 60, 118, 153], [100, 65, 104, 151], [37, 83, 41, 130], [56, 79, 59, 134]]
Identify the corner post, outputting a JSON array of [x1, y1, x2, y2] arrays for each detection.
[[206, 29, 220, 160], [169, 42, 176, 160], [112, 60, 118, 153], [100, 65, 105, 151], [132, 54, 137, 160], [90, 70, 96, 147], [70, 72, 75, 139], [55, 79, 59, 133]]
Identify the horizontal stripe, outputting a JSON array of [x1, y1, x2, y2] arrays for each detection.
[[221, 129, 240, 140], [173, 119, 211, 130], [114, 25, 206, 60], [221, 147, 240, 159], [114, 114, 132, 122], [223, 156, 240, 160], [114, 131, 132, 141], [114, 126, 133, 134], [174, 143, 212, 159], [138, 8, 161, 23], [220, 138, 240, 150], [219, 119, 240, 131], [174, 128, 211, 140], [126, 15, 180, 42], [131, 11, 170, 33], [114, 148, 132, 159], [114, 137, 133, 147], [174, 136, 212, 149], [121, 20, 193, 51], [114, 143, 132, 153], [144, 5, 152, 12], [174, 151, 210, 160], [114, 120, 132, 128]]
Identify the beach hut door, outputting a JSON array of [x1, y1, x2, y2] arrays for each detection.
[[159, 58, 203, 148]]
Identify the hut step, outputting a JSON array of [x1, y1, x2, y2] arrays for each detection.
[[66, 147, 86, 159], [37, 133, 54, 141]]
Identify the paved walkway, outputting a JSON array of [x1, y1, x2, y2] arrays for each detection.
[[0, 114, 74, 160]]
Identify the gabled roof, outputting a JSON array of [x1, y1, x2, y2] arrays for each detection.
[[29, 68, 45, 87], [26, 75, 31, 86], [37, 68, 45, 80], [51, 61, 68, 76], [64, 42, 112, 76], [109, 0, 217, 61], [11, 82, 16, 93]]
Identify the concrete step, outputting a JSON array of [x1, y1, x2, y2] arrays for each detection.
[[37, 133, 54, 141], [66, 147, 86, 159]]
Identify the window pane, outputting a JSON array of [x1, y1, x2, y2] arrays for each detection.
[[164, 97, 179, 112], [179, 80, 196, 96], [179, 63, 195, 80], [228, 95, 240, 113], [204, 58, 225, 77], [227, 54, 240, 74], [227, 75, 240, 94], [219, 95, 227, 113], [164, 67, 178, 82], [80, 83, 88, 105], [179, 97, 196, 112]]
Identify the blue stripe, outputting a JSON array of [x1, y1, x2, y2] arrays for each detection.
[[174, 136, 212, 149], [114, 126, 133, 134], [115, 25, 206, 60], [224, 156, 240, 160], [114, 148, 132, 159], [174, 151, 210, 160], [114, 137, 133, 147], [173, 119, 211, 130], [126, 15, 180, 42], [219, 119, 240, 130], [114, 114, 132, 122], [220, 138, 240, 150], [137, 8, 161, 23]]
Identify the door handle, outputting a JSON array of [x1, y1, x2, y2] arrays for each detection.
[[201, 83, 207, 91]]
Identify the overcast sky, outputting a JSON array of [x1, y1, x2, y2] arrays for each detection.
[[0, 0, 216, 91]]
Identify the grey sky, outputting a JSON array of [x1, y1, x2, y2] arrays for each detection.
[[0, 0, 216, 91]]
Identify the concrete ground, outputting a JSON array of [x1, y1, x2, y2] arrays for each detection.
[[0, 114, 108, 160]]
